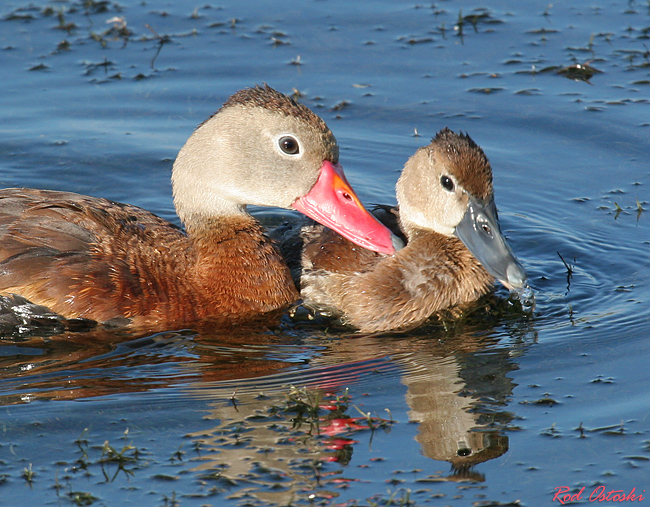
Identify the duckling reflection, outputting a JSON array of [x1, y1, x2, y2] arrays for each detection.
[[399, 343, 512, 477], [180, 321, 530, 502], [306, 323, 525, 479]]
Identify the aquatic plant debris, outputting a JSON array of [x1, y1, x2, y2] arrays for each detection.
[[557, 62, 603, 82], [540, 62, 604, 82]]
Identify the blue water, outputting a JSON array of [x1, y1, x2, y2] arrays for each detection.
[[1, 0, 649, 505]]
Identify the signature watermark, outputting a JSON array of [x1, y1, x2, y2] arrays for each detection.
[[553, 486, 645, 504]]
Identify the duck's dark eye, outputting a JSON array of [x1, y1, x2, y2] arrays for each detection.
[[279, 136, 299, 155], [440, 175, 454, 192]]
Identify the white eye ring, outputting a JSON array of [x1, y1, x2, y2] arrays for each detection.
[[278, 135, 300, 155]]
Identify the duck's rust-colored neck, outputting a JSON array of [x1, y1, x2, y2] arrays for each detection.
[[182, 215, 299, 324], [117, 215, 299, 328]]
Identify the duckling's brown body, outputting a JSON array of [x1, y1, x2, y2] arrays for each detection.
[[286, 129, 527, 333], [0, 86, 396, 330], [298, 214, 493, 333]]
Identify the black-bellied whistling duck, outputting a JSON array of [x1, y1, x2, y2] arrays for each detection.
[[0, 85, 397, 329], [283, 128, 529, 333]]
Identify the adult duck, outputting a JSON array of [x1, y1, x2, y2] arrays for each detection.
[[284, 128, 528, 333], [0, 85, 397, 329]]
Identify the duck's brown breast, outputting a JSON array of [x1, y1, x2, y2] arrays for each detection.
[[0, 188, 298, 327]]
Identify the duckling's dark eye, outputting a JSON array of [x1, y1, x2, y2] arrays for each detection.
[[279, 136, 300, 155], [440, 175, 455, 192]]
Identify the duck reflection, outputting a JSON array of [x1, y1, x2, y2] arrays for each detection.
[[0, 302, 534, 501], [0, 325, 306, 403], [400, 347, 511, 478]]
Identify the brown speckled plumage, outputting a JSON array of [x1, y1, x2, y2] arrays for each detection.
[[223, 85, 329, 132], [299, 226, 492, 333]]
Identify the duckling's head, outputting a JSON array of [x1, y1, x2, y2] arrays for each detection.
[[396, 128, 527, 290], [396, 128, 492, 237]]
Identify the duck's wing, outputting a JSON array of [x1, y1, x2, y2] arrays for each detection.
[[0, 188, 186, 322]]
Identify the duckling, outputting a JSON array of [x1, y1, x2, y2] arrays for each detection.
[[284, 128, 528, 333]]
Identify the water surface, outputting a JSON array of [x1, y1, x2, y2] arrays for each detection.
[[1, 0, 649, 505]]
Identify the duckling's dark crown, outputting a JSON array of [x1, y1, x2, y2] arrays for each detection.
[[430, 128, 493, 201]]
